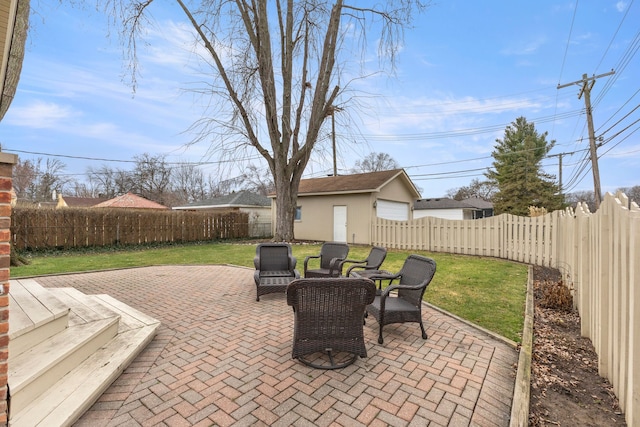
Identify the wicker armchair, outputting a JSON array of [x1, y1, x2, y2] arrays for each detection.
[[341, 246, 387, 277], [365, 255, 437, 344], [303, 242, 349, 278], [286, 278, 376, 369], [253, 243, 300, 301]]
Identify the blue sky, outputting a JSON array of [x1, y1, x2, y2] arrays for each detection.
[[1, 1, 639, 199]]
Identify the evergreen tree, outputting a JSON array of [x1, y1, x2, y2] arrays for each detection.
[[486, 117, 562, 216]]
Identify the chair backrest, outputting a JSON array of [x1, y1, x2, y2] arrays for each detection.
[[397, 255, 437, 306], [286, 278, 376, 323], [256, 243, 295, 271], [365, 246, 387, 269], [319, 242, 349, 269]]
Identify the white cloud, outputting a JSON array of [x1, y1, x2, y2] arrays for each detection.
[[616, 1, 628, 12], [4, 101, 74, 128]]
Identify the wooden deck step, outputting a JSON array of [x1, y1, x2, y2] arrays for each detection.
[[10, 324, 159, 427], [8, 316, 120, 417], [9, 279, 70, 358], [8, 282, 161, 427]]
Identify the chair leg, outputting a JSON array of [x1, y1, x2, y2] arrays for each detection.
[[419, 320, 428, 340], [378, 325, 384, 344]]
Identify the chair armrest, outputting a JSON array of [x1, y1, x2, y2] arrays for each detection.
[[381, 282, 424, 297], [253, 256, 260, 270], [339, 258, 366, 268], [289, 255, 297, 270], [303, 254, 320, 272], [328, 257, 347, 275], [344, 262, 368, 276]]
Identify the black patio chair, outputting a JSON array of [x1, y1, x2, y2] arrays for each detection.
[[303, 242, 349, 278], [341, 246, 387, 277], [253, 243, 300, 301], [365, 254, 437, 344], [286, 277, 376, 369]]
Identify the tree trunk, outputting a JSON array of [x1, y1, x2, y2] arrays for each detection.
[[0, 0, 30, 121]]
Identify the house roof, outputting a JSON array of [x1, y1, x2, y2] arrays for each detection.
[[59, 195, 107, 208], [462, 197, 494, 209], [173, 191, 271, 210], [414, 198, 475, 210], [93, 193, 169, 210], [295, 169, 420, 198]]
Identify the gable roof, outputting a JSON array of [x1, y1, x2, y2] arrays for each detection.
[[58, 195, 107, 208], [296, 169, 420, 198], [414, 198, 475, 210], [173, 191, 270, 210], [93, 192, 169, 210], [462, 197, 494, 209]]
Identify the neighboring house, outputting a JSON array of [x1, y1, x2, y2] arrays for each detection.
[[93, 192, 169, 210], [276, 169, 420, 244], [462, 197, 494, 218], [173, 191, 272, 237], [56, 194, 107, 208], [414, 197, 493, 220]]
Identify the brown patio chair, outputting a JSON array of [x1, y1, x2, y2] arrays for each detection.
[[286, 277, 376, 369], [253, 243, 300, 301], [341, 246, 387, 277], [303, 242, 349, 278], [365, 254, 437, 344]]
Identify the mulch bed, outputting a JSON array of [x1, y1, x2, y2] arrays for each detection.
[[529, 266, 627, 426]]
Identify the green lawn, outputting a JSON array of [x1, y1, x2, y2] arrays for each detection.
[[11, 242, 527, 342]]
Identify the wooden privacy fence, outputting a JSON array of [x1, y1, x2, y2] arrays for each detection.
[[372, 191, 640, 426], [11, 207, 249, 250]]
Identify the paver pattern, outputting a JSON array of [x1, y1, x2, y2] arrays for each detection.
[[36, 265, 518, 426]]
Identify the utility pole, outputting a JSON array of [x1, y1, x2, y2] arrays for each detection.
[[557, 70, 614, 209], [548, 153, 564, 197], [328, 105, 343, 176]]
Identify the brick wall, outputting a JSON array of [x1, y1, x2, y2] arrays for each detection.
[[0, 152, 17, 426]]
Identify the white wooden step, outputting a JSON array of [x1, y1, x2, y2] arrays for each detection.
[[8, 316, 120, 417], [9, 279, 70, 358], [10, 324, 159, 427], [8, 285, 161, 427]]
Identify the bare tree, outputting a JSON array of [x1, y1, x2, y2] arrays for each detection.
[[99, 0, 429, 240], [129, 153, 173, 205], [208, 175, 245, 198], [446, 178, 497, 201], [351, 152, 399, 173], [617, 185, 640, 205], [12, 157, 38, 199], [87, 165, 131, 198], [14, 157, 72, 202], [565, 190, 597, 213], [172, 161, 208, 204], [241, 164, 275, 196]]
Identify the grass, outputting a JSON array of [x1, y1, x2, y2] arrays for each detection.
[[11, 241, 527, 342]]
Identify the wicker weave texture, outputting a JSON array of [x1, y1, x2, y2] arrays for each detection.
[[366, 255, 437, 343], [286, 278, 376, 359], [303, 242, 349, 278], [254, 243, 300, 300]]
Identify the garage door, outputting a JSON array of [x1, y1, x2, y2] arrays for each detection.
[[376, 200, 409, 221]]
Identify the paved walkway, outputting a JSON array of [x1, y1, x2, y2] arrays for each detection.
[[36, 265, 518, 427]]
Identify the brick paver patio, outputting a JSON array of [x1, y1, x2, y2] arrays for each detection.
[[36, 265, 518, 427]]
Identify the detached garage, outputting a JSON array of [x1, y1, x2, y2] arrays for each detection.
[[274, 169, 420, 244]]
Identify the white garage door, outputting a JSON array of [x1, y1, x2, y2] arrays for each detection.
[[376, 200, 409, 221]]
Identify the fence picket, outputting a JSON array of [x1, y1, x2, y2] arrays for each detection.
[[371, 192, 639, 425], [11, 207, 249, 250]]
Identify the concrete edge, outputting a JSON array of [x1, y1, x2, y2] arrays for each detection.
[[422, 301, 519, 349], [509, 265, 534, 427]]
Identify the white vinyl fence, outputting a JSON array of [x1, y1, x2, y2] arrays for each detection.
[[371, 191, 640, 426]]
